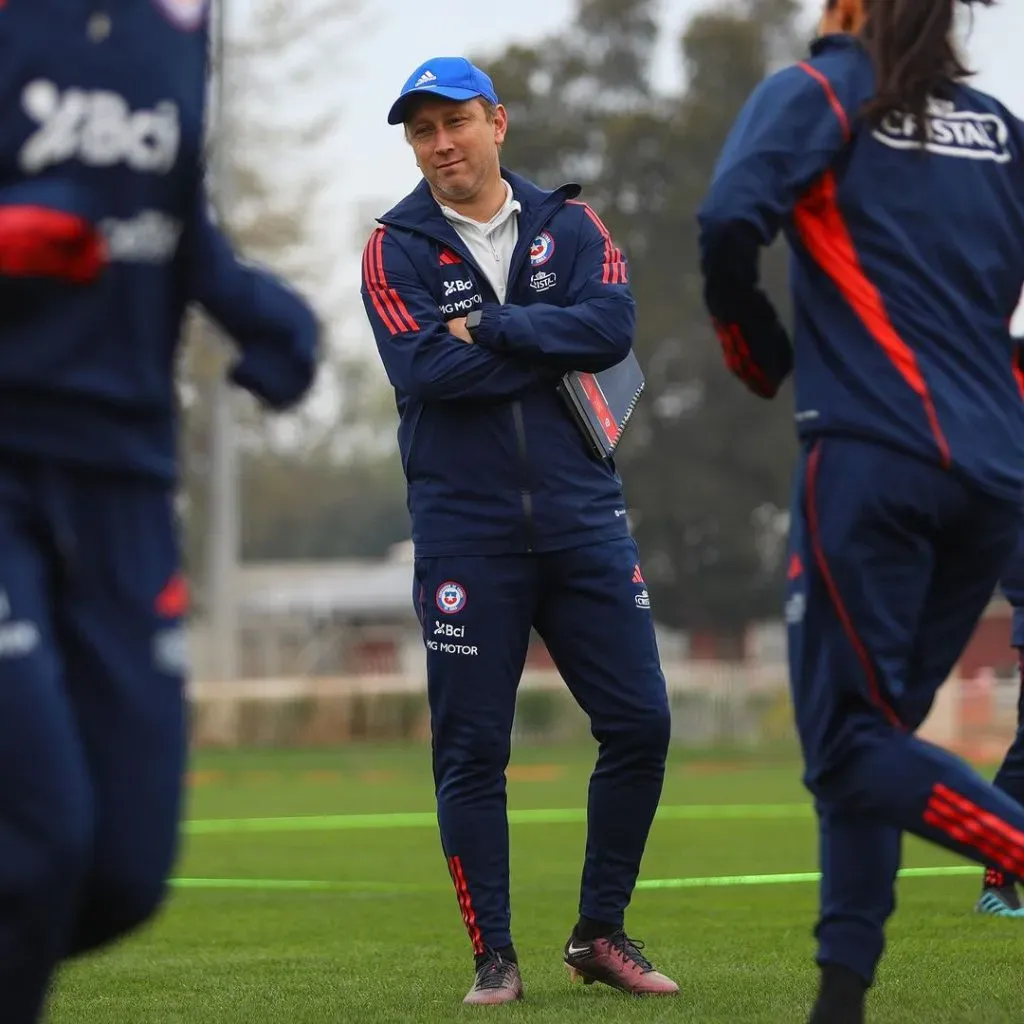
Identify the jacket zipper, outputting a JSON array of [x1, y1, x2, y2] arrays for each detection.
[[506, 201, 570, 555], [511, 400, 534, 553], [386, 198, 569, 556]]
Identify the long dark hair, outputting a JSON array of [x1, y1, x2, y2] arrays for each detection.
[[859, 0, 996, 136]]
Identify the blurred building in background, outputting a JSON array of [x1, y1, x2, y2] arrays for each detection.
[[184, 538, 1017, 759]]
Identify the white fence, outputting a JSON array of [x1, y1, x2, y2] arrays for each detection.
[[183, 658, 1018, 758]]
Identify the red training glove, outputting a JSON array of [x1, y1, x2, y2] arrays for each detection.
[[0, 205, 107, 284]]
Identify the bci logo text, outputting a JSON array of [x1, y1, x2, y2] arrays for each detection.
[[444, 278, 475, 297], [19, 79, 180, 175], [434, 621, 465, 637]]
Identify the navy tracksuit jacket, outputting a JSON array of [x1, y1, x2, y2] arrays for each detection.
[[364, 171, 635, 556], [0, 4, 318, 1020], [699, 34, 1024, 985], [362, 170, 670, 954]]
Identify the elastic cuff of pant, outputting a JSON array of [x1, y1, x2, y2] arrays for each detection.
[[575, 916, 620, 941], [578, 907, 625, 930], [476, 943, 517, 965]]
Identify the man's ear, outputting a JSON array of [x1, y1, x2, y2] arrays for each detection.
[[818, 0, 865, 35]]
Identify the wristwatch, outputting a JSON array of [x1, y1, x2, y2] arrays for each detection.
[[465, 309, 483, 339]]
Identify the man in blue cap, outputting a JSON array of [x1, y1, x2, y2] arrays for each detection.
[[361, 57, 679, 1006]]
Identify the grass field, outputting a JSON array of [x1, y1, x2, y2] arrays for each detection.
[[46, 742, 1024, 1023]]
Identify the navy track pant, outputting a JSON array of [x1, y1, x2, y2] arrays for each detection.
[[991, 524, 1024, 852], [413, 537, 671, 954], [0, 461, 188, 1023], [787, 437, 1024, 984], [991, 650, 1024, 861]]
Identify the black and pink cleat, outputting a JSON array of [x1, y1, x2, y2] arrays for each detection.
[[563, 929, 679, 996], [463, 951, 524, 1005]]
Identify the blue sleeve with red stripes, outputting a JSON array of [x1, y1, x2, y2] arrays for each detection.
[[696, 61, 861, 398], [468, 202, 635, 373], [361, 226, 546, 401]]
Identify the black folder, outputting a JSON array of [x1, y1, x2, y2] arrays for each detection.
[[558, 350, 646, 459]]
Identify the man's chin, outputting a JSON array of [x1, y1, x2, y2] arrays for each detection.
[[432, 177, 477, 201]]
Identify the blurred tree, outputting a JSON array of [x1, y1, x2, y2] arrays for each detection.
[[239, 446, 410, 561], [181, 0, 380, 584], [479, 0, 809, 631]]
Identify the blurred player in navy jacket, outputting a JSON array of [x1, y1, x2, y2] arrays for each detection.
[[698, 0, 1024, 1020], [0, 4, 319, 1020]]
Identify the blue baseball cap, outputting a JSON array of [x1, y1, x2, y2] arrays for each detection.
[[387, 56, 500, 126]]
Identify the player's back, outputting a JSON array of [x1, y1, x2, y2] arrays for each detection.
[[786, 43, 1024, 501]]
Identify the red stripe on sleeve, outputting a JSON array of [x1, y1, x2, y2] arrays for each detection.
[[569, 200, 628, 285], [797, 63, 852, 142], [362, 227, 419, 335]]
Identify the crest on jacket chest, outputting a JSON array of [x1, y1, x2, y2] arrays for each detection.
[[529, 230, 555, 267]]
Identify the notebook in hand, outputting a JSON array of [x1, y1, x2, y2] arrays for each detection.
[[558, 350, 646, 459]]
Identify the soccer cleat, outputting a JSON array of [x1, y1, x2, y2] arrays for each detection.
[[463, 951, 524, 1005], [976, 868, 1024, 917], [563, 929, 679, 996], [976, 887, 1024, 917]]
